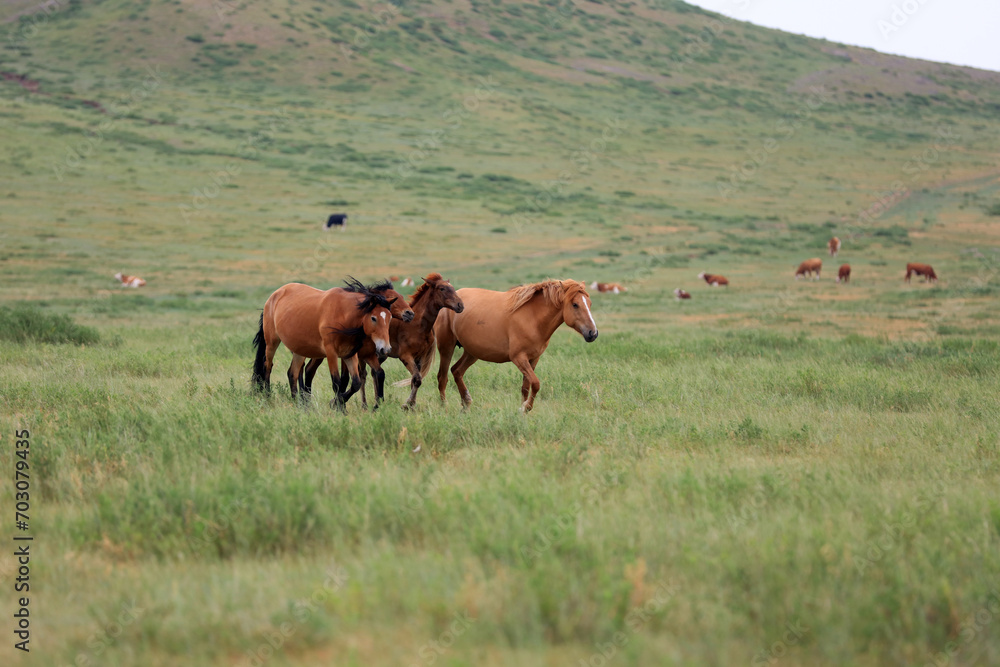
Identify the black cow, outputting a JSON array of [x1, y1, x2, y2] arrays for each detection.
[[325, 213, 347, 230]]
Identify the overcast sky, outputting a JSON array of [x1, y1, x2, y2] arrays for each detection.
[[682, 0, 1000, 73]]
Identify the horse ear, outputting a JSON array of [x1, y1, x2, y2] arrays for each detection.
[[387, 296, 398, 305]]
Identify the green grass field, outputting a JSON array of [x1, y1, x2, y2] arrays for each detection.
[[2, 0, 1000, 665]]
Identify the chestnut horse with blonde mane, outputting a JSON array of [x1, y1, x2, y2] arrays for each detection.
[[252, 279, 395, 410], [434, 279, 598, 412], [301, 273, 464, 409]]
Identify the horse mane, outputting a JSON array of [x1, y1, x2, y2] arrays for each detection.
[[408, 272, 445, 307], [506, 279, 586, 313], [341, 276, 394, 313]]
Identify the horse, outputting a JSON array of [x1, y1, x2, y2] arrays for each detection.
[[348, 273, 464, 409], [252, 279, 395, 410], [297, 278, 430, 408], [434, 279, 598, 412]]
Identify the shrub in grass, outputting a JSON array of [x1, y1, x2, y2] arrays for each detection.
[[0, 304, 99, 345]]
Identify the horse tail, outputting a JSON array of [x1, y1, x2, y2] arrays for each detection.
[[392, 347, 436, 387], [251, 312, 267, 391]]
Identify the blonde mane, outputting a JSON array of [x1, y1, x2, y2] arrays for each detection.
[[506, 279, 587, 312]]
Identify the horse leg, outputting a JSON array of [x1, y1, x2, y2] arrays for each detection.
[[325, 353, 346, 412], [437, 333, 457, 403], [368, 357, 386, 411], [288, 354, 307, 401], [451, 351, 479, 409], [512, 355, 541, 413], [263, 339, 279, 394], [359, 360, 371, 410], [338, 355, 364, 407], [400, 356, 421, 410], [303, 357, 323, 395]]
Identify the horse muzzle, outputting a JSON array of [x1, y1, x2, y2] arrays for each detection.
[[584, 329, 598, 343], [454, 302, 465, 314], [401, 310, 415, 322]]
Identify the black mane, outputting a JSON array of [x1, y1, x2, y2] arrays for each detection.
[[341, 276, 394, 313]]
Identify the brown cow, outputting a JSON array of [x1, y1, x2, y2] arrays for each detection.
[[697, 272, 729, 287], [795, 258, 822, 280], [905, 263, 937, 283], [828, 237, 841, 257], [837, 264, 851, 283], [590, 281, 627, 294], [673, 288, 691, 300]]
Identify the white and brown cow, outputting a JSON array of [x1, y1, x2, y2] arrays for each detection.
[[697, 272, 729, 287], [401, 277, 414, 287], [837, 264, 851, 283], [828, 237, 841, 257], [590, 281, 627, 294], [795, 258, 822, 280], [114, 272, 146, 288], [905, 263, 937, 283], [674, 288, 691, 300]]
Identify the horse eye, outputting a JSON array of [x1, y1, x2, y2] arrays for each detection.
[[573, 303, 579, 309], [371, 316, 377, 323]]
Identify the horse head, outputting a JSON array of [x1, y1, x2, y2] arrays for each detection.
[[424, 273, 464, 314], [362, 306, 393, 358], [563, 281, 598, 343]]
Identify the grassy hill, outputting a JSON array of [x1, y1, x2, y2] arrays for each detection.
[[2, 1, 1000, 665]]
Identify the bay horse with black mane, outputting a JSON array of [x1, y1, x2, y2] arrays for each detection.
[[434, 279, 598, 412], [252, 278, 395, 410], [294, 278, 411, 407], [299, 275, 459, 409]]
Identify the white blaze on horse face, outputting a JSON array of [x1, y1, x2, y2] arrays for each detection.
[[579, 295, 596, 333]]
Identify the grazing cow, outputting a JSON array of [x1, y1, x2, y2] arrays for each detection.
[[837, 264, 851, 283], [795, 258, 822, 280], [828, 237, 841, 257], [114, 272, 146, 288], [589, 281, 627, 294], [697, 272, 729, 287], [325, 213, 347, 230], [401, 277, 414, 287], [905, 263, 937, 283], [674, 288, 691, 300]]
